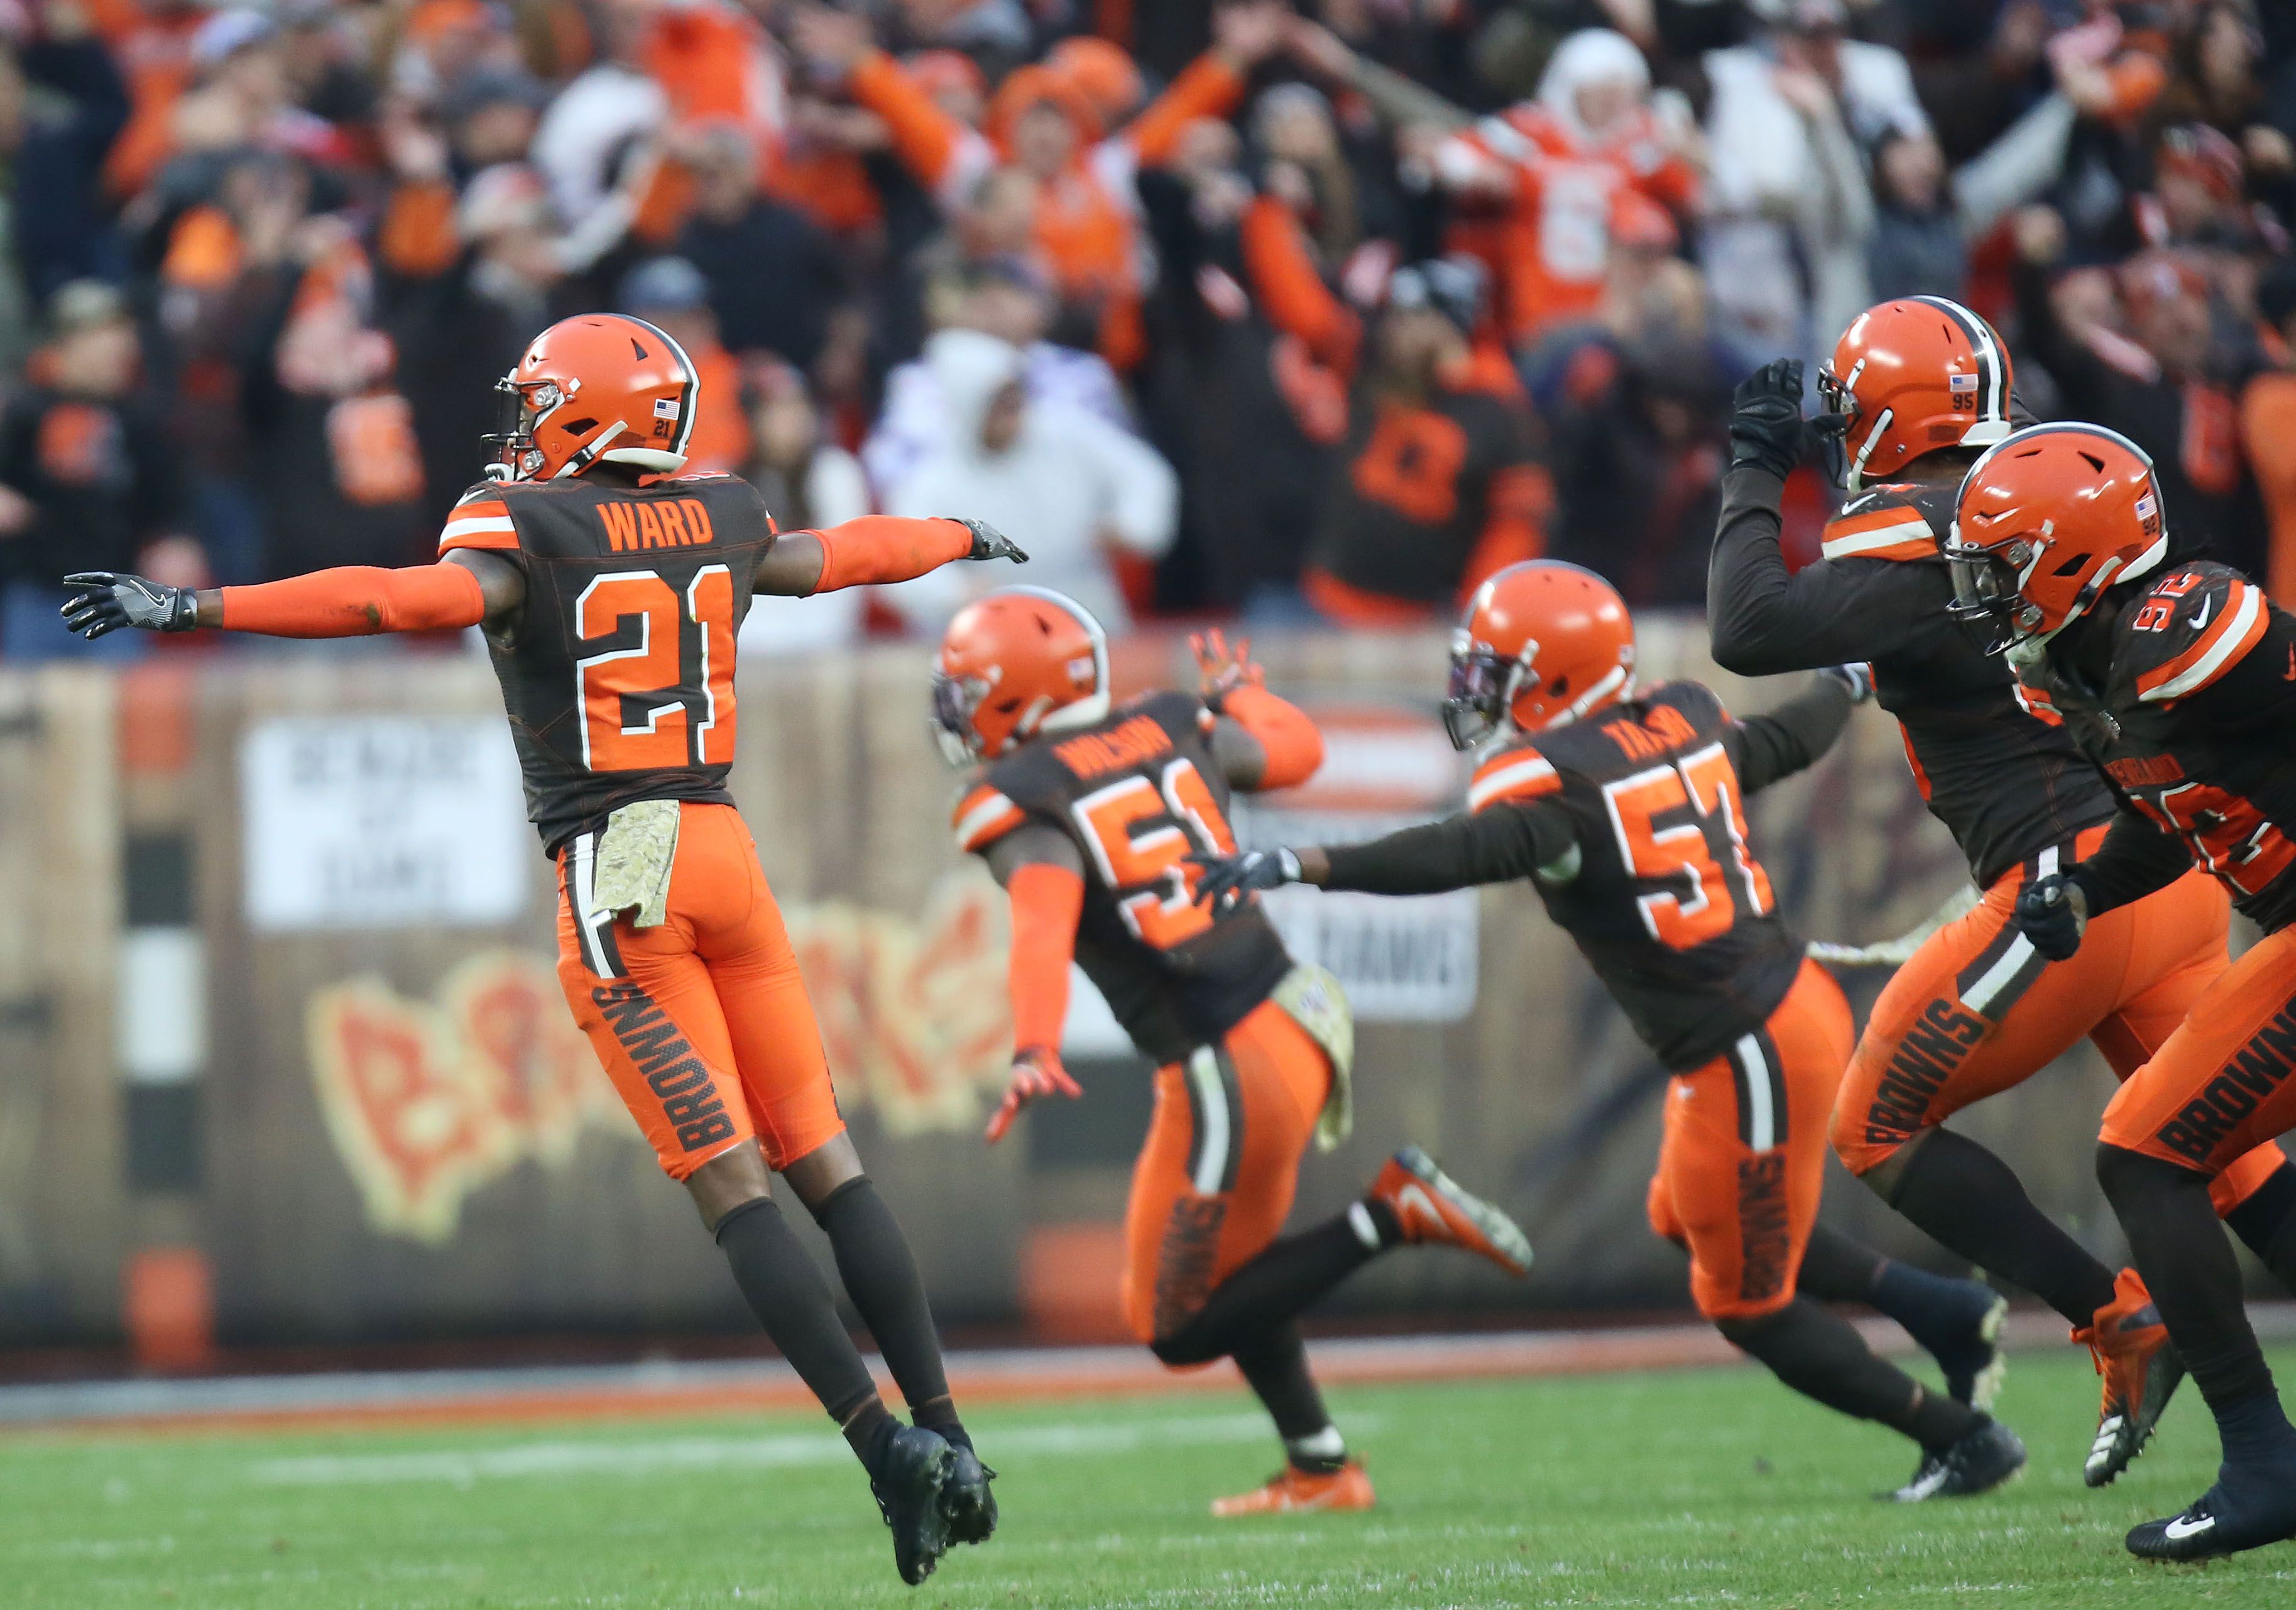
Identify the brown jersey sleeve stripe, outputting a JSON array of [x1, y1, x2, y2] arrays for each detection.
[[2136, 580, 2269, 703]]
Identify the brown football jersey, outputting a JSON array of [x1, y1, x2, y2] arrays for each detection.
[[440, 472, 777, 851], [955, 690, 1294, 1065]]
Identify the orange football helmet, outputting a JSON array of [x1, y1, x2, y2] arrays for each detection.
[[1945, 424, 2167, 655], [1443, 561, 1636, 750], [932, 587, 1111, 764], [1820, 296, 2014, 489], [484, 313, 698, 483]]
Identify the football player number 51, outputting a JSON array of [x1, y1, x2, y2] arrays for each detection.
[[575, 567, 737, 771], [1073, 759, 1237, 949]]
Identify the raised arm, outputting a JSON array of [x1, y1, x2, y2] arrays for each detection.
[[1708, 361, 1937, 672], [1191, 631, 1325, 791], [752, 515, 1025, 597]]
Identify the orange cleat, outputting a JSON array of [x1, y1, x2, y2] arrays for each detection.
[[2075, 1266, 2185, 1488], [1210, 1459, 1375, 1517], [1368, 1146, 1533, 1276]]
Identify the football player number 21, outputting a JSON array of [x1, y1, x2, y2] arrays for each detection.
[[1071, 759, 1236, 949], [1602, 743, 1774, 950], [574, 567, 737, 771]]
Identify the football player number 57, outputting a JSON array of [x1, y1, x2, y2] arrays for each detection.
[[575, 567, 737, 771], [1072, 759, 1237, 949], [1602, 743, 1773, 950]]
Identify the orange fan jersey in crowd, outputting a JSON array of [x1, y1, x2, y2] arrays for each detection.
[[1433, 102, 1697, 346], [844, 43, 1247, 367], [88, 0, 212, 199], [1238, 197, 1550, 623]]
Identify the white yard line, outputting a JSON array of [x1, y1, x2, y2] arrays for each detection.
[[248, 1409, 1384, 1487]]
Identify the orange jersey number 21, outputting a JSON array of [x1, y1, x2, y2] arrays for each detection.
[[1071, 758, 1238, 949], [1601, 741, 1773, 950], [574, 566, 737, 772]]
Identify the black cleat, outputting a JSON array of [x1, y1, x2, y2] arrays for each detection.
[[1929, 1288, 2009, 1412], [2127, 1465, 2296, 1562], [870, 1425, 956, 1585], [1886, 1417, 2027, 1502], [941, 1444, 998, 1546]]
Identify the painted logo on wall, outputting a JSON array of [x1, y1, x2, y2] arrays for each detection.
[[306, 877, 1015, 1240]]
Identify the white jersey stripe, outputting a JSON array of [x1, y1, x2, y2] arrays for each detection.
[[2143, 584, 2263, 703], [1467, 755, 1557, 813], [1820, 518, 1932, 560]]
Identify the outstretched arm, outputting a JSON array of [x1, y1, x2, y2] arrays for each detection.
[[753, 515, 1027, 597], [979, 824, 1087, 1143], [1194, 798, 1577, 910], [63, 549, 522, 639]]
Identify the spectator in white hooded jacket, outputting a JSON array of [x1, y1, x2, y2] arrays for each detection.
[[878, 328, 1176, 630]]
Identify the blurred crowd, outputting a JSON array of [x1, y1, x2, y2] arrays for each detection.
[[0, 0, 2293, 660]]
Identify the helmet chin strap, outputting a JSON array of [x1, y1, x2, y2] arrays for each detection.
[[555, 419, 629, 478], [1846, 405, 1893, 492]]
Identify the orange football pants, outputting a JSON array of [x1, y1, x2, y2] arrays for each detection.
[[2102, 925, 2296, 1177], [1829, 826, 2287, 1214], [554, 801, 846, 1180], [1648, 960, 1851, 1322], [1122, 998, 1334, 1347]]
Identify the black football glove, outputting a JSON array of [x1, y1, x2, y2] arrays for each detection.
[[1820, 662, 1876, 704], [1727, 358, 1814, 480], [2013, 871, 2088, 962], [60, 571, 197, 637], [956, 519, 1028, 564], [1189, 848, 1300, 916]]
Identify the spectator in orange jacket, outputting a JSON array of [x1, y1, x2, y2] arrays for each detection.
[[793, 1, 1287, 368]]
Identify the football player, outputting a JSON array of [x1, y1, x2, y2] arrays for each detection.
[[62, 314, 1022, 1587], [936, 589, 1532, 1515], [1198, 561, 2026, 1500], [1707, 300, 2296, 1486], [1950, 424, 2296, 1560]]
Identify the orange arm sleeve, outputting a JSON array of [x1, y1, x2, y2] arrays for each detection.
[[1006, 862, 1083, 1055], [1121, 52, 1245, 167], [808, 516, 973, 593], [847, 49, 970, 190], [218, 563, 488, 637], [378, 179, 461, 278], [1239, 195, 1360, 373], [2243, 378, 2296, 609], [1220, 684, 1324, 791]]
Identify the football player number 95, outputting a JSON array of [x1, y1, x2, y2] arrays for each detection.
[[574, 566, 737, 771], [1072, 758, 1238, 949]]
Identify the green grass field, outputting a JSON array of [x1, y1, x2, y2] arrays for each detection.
[[6, 1346, 2295, 1609]]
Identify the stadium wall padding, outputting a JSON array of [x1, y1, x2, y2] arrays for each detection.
[[0, 622, 2178, 1348]]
